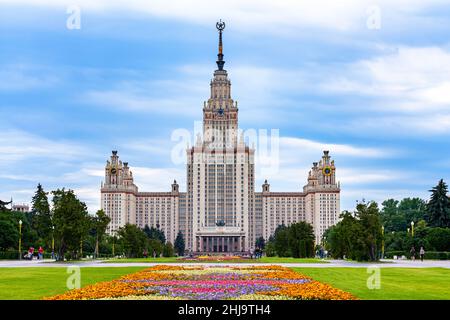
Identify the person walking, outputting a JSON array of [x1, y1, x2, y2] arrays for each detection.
[[420, 247, 425, 262], [27, 247, 34, 260], [410, 246, 416, 261], [38, 246, 44, 260]]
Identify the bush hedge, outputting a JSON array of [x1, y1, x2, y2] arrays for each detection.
[[385, 251, 450, 260]]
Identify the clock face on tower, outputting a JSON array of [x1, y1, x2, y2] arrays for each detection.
[[322, 166, 332, 176], [110, 168, 117, 175], [217, 107, 224, 116]]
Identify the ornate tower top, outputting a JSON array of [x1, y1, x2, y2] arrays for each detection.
[[216, 20, 225, 71]]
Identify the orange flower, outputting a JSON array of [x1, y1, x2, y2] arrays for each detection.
[[44, 265, 357, 300]]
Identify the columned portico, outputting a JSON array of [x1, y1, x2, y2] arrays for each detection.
[[198, 236, 244, 253]]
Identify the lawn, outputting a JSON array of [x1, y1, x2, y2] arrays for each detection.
[[0, 267, 147, 300], [1, 266, 448, 300], [104, 257, 327, 264], [293, 267, 450, 300]]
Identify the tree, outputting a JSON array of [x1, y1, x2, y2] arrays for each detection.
[[356, 201, 383, 261], [287, 222, 315, 258], [0, 199, 12, 212], [265, 240, 276, 257], [143, 225, 166, 244], [174, 231, 185, 256], [117, 224, 148, 258], [91, 210, 111, 258], [0, 218, 18, 251], [255, 236, 265, 250], [398, 198, 427, 225], [426, 179, 450, 228], [163, 242, 175, 257], [426, 228, 450, 251], [31, 184, 52, 247], [273, 224, 290, 257], [325, 202, 383, 262], [381, 198, 427, 232], [325, 211, 366, 260], [52, 189, 90, 261], [148, 239, 163, 257]]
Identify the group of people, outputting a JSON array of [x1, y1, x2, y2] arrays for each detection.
[[410, 246, 426, 261], [23, 246, 45, 260], [142, 249, 159, 258], [316, 247, 328, 259], [250, 248, 263, 259]]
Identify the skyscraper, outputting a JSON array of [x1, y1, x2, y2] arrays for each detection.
[[101, 22, 340, 252]]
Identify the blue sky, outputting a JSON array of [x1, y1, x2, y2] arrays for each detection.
[[1, 0, 450, 213]]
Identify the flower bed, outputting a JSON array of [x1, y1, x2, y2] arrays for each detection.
[[179, 255, 245, 262], [45, 265, 356, 300]]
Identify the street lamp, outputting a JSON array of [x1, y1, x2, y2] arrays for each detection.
[[112, 236, 115, 257], [381, 226, 385, 259], [52, 226, 55, 260], [411, 221, 415, 237], [18, 220, 22, 260]]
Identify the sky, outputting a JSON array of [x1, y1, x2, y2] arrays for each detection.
[[0, 0, 450, 213]]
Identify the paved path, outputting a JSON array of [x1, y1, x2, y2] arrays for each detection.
[[0, 259, 449, 268]]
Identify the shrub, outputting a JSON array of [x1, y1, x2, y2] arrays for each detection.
[[384, 251, 405, 259], [0, 250, 20, 260], [423, 251, 449, 260], [385, 251, 449, 260], [163, 242, 174, 257], [265, 241, 276, 257]]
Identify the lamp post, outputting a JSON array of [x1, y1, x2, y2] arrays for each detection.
[[411, 221, 415, 237], [51, 226, 55, 260], [112, 236, 115, 257], [381, 225, 385, 259], [18, 220, 22, 260]]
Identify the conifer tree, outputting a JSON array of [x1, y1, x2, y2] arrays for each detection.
[[426, 179, 450, 228]]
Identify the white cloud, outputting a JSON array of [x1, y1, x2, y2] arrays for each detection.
[[83, 90, 197, 116], [321, 46, 450, 113], [132, 167, 185, 191], [0, 129, 89, 164], [338, 168, 407, 185], [337, 113, 450, 136], [83, 75, 207, 116], [73, 186, 101, 214], [2, 0, 448, 35], [279, 137, 391, 159], [0, 64, 59, 91]]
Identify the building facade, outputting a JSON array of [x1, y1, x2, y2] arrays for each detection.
[[101, 22, 340, 252], [12, 204, 30, 213]]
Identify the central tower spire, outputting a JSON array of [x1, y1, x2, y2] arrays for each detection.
[[216, 20, 225, 70]]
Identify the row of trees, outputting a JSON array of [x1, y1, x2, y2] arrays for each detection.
[[0, 184, 111, 260], [324, 202, 382, 261], [380, 180, 450, 232], [2, 179, 448, 261], [324, 179, 450, 261], [264, 222, 315, 258], [0, 184, 187, 260], [116, 223, 185, 258]]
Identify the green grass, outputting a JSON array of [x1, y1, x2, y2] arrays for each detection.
[[257, 257, 327, 263], [105, 257, 181, 263], [293, 267, 450, 300], [104, 257, 327, 264], [1, 266, 449, 300], [0, 267, 147, 300]]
